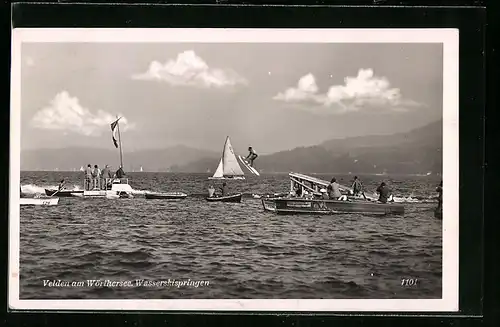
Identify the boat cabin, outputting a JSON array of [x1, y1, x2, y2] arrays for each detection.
[[83, 178, 133, 197]]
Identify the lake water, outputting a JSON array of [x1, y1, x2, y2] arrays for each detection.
[[18, 171, 442, 299]]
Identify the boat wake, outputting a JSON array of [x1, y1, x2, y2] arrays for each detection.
[[21, 184, 82, 194], [130, 189, 148, 195]]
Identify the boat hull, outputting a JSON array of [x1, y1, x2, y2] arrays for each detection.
[[20, 197, 59, 206], [262, 197, 404, 215], [206, 193, 242, 203], [45, 189, 83, 197], [145, 192, 188, 199]]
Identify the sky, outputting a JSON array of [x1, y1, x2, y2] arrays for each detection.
[[20, 42, 443, 154]]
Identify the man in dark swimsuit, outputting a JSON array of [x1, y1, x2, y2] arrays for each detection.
[[245, 147, 258, 167]]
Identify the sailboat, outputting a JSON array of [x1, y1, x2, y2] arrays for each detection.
[[209, 136, 245, 180], [140, 166, 144, 172], [79, 166, 84, 172]]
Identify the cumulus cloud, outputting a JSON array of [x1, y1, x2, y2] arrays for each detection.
[[31, 91, 136, 136], [274, 69, 420, 113], [273, 73, 320, 102], [132, 50, 247, 88]]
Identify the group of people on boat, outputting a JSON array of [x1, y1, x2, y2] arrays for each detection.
[[292, 175, 396, 204], [207, 182, 228, 198], [84, 164, 126, 191]]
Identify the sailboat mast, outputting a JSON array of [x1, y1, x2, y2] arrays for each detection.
[[116, 115, 124, 168]]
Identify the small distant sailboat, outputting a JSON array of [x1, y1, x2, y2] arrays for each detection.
[[79, 166, 84, 172], [140, 166, 144, 172], [209, 136, 245, 180]]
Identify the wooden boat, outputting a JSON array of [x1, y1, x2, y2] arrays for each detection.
[[261, 172, 405, 215], [206, 193, 242, 203], [45, 189, 83, 197], [145, 192, 188, 200], [20, 197, 59, 206], [208, 136, 246, 180], [261, 197, 404, 215]]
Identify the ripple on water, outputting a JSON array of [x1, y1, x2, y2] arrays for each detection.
[[19, 172, 442, 299]]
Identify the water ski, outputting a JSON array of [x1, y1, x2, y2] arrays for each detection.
[[238, 155, 260, 176]]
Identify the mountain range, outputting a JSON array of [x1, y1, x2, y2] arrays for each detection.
[[21, 120, 442, 174], [20, 145, 218, 172], [171, 119, 443, 175]]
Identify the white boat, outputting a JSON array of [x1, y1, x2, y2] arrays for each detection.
[[208, 136, 246, 180], [20, 197, 59, 206], [83, 178, 134, 198]]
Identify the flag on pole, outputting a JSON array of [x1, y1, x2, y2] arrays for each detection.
[[110, 117, 121, 148]]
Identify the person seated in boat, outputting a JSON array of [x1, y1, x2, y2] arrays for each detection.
[[327, 178, 342, 200], [115, 165, 126, 180], [101, 165, 113, 190], [351, 176, 366, 199], [376, 182, 392, 203], [294, 184, 303, 197], [219, 182, 228, 196], [245, 147, 258, 167], [320, 188, 329, 200], [85, 164, 92, 191], [208, 185, 216, 197], [436, 180, 443, 211], [91, 165, 101, 190]]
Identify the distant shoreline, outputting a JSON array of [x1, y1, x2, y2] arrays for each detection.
[[20, 170, 442, 177]]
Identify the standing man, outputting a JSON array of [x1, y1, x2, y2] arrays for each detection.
[[85, 164, 92, 191], [101, 165, 113, 190], [92, 165, 101, 190]]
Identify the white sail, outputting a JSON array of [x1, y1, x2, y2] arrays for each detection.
[[212, 158, 224, 178], [209, 136, 245, 179], [222, 137, 245, 177]]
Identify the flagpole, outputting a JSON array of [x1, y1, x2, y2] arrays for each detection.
[[116, 115, 123, 169]]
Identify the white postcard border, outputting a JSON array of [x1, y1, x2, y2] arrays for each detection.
[[9, 28, 459, 312]]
